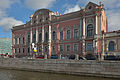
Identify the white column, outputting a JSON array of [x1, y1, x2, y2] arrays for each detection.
[[95, 15, 98, 56], [42, 26, 44, 55], [100, 14, 102, 32], [82, 17, 86, 56], [49, 25, 52, 56], [30, 28, 33, 43], [96, 15, 98, 34], [83, 17, 85, 37], [30, 28, 32, 57]]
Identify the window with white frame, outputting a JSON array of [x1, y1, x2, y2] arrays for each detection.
[[66, 30, 70, 39], [23, 48, 24, 53], [87, 24, 94, 37], [45, 32, 49, 42], [15, 38, 17, 45], [74, 44, 78, 51], [60, 45, 64, 51], [23, 36, 24, 44], [52, 31, 56, 40], [108, 41, 115, 51], [28, 47, 30, 53], [66, 45, 70, 51], [33, 33, 36, 43], [52, 46, 56, 52], [19, 48, 20, 53], [27, 34, 30, 44], [39, 46, 42, 52], [39, 33, 42, 42], [19, 37, 21, 44], [15, 48, 17, 53], [60, 31, 63, 40], [74, 29, 79, 39], [45, 46, 48, 52], [87, 43, 93, 51]]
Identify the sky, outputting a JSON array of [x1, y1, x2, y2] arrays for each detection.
[[0, 0, 120, 38]]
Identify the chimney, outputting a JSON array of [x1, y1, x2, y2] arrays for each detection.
[[56, 11, 59, 16]]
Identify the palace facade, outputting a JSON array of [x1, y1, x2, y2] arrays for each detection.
[[11, 2, 108, 58]]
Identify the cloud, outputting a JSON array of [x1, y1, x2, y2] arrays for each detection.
[[107, 10, 120, 31], [24, 0, 56, 9], [64, 5, 80, 14], [0, 0, 19, 9], [0, 17, 24, 32], [0, 0, 23, 32]]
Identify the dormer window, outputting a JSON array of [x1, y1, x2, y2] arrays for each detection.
[[88, 6, 92, 10], [40, 19, 42, 22], [46, 17, 48, 21], [34, 20, 36, 23]]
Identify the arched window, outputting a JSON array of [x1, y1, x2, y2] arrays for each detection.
[[60, 31, 63, 40], [52, 31, 56, 40], [87, 24, 94, 37], [67, 30, 70, 39], [108, 41, 115, 51]]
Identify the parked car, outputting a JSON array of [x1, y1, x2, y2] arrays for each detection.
[[79, 56, 86, 60], [104, 55, 119, 61], [85, 54, 96, 60], [50, 55, 58, 59], [69, 55, 75, 60], [36, 55, 44, 59]]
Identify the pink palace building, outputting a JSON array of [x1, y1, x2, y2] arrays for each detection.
[[11, 2, 108, 58]]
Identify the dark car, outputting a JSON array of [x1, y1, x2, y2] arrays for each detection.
[[36, 55, 44, 59], [85, 54, 96, 60], [50, 55, 58, 59], [69, 55, 75, 60], [104, 55, 118, 60]]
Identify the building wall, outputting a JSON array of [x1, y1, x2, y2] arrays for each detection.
[[11, 2, 108, 58]]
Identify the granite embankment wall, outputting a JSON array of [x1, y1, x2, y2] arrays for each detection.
[[0, 58, 120, 78]]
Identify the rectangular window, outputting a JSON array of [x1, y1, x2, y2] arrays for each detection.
[[15, 38, 17, 45], [33, 33, 36, 43], [66, 30, 70, 39], [19, 48, 20, 53], [74, 44, 78, 51], [60, 45, 63, 51], [28, 35, 30, 44], [19, 38, 21, 44], [39, 33, 42, 42], [39, 46, 42, 52], [87, 43, 93, 51], [52, 31, 56, 40], [66, 45, 70, 51], [15, 48, 17, 53], [45, 46, 48, 52], [23, 48, 24, 53], [28, 47, 30, 53], [45, 32, 49, 42], [52, 46, 56, 52], [23, 36, 24, 44], [74, 29, 79, 39], [60, 31, 63, 40]]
